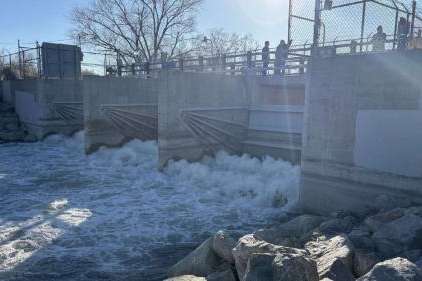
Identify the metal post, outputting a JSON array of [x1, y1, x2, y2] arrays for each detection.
[[18, 40, 22, 78], [179, 58, 184, 71], [411, 0, 416, 39], [360, 0, 367, 52], [313, 0, 321, 47], [288, 0, 292, 44], [221, 54, 226, 72], [198, 56, 204, 72], [247, 51, 252, 68], [36, 41, 41, 78], [393, 9, 399, 49]]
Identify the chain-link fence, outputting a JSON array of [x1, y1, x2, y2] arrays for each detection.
[[289, 0, 422, 53], [0, 43, 41, 79]]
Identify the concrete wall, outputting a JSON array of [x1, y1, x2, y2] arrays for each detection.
[[300, 50, 422, 214], [83, 76, 158, 154], [5, 79, 83, 139], [158, 71, 305, 167]]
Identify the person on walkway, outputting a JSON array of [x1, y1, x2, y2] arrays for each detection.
[[275, 39, 292, 75], [372, 25, 387, 52], [397, 17, 410, 50], [261, 41, 270, 76], [409, 29, 422, 49]]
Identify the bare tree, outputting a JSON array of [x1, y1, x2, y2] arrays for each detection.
[[70, 0, 202, 63], [192, 28, 260, 57]]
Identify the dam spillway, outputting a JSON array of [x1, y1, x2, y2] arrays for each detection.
[[2, 49, 422, 215]]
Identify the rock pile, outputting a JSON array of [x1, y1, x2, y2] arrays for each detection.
[[166, 205, 422, 281], [0, 102, 33, 143]]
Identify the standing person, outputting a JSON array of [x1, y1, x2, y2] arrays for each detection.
[[372, 25, 387, 52], [261, 41, 270, 76], [397, 17, 410, 50], [275, 39, 292, 75]]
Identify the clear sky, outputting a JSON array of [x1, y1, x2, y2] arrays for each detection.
[[0, 0, 290, 52]]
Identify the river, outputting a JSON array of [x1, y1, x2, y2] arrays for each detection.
[[0, 132, 299, 280]]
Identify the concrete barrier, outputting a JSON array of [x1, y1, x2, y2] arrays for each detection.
[[5, 79, 83, 139], [299, 50, 422, 214], [83, 76, 159, 154], [158, 71, 305, 167]]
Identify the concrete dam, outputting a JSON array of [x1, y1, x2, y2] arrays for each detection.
[[2, 49, 422, 214]]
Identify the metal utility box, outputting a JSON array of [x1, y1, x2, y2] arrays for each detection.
[[41, 43, 83, 79]]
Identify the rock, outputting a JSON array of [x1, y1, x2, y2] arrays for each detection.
[[164, 276, 206, 281], [348, 226, 375, 251], [243, 253, 275, 281], [254, 215, 325, 247], [212, 230, 236, 264], [400, 250, 422, 263], [168, 238, 223, 277], [364, 208, 405, 233], [322, 259, 355, 281], [354, 250, 380, 277], [272, 252, 319, 281], [305, 234, 354, 279], [373, 194, 412, 212], [206, 269, 236, 281], [416, 258, 422, 270], [319, 217, 356, 236], [357, 257, 422, 281], [372, 214, 422, 258], [232, 234, 306, 280]]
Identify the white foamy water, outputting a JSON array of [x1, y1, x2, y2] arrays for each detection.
[[0, 132, 300, 280]]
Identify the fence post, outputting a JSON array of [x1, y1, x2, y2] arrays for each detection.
[[360, 0, 367, 52], [131, 63, 136, 76], [221, 54, 226, 72], [179, 57, 184, 71], [247, 51, 252, 68], [198, 56, 204, 72], [161, 52, 168, 70], [411, 0, 416, 39], [393, 9, 399, 49], [313, 0, 322, 47]]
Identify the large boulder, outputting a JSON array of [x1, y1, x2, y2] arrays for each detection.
[[232, 234, 306, 280], [305, 234, 355, 280], [272, 252, 319, 281], [357, 257, 422, 281], [254, 215, 325, 247], [243, 253, 275, 281], [354, 250, 380, 277], [319, 217, 356, 236], [364, 208, 405, 233], [168, 238, 223, 277], [212, 230, 236, 264], [164, 276, 206, 281], [206, 269, 237, 281], [348, 226, 375, 251], [372, 213, 422, 258], [242, 252, 319, 281]]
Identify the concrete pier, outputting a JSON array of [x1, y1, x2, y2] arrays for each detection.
[[158, 72, 305, 167], [299, 50, 422, 214], [83, 77, 159, 154], [1, 79, 83, 139]]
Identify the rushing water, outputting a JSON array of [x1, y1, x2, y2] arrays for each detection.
[[0, 132, 300, 281]]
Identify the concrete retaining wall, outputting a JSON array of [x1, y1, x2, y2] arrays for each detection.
[[299, 50, 422, 214], [83, 76, 158, 154], [158, 72, 305, 167], [3, 79, 83, 139]]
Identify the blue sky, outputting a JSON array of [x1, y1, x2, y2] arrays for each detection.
[[0, 0, 290, 52]]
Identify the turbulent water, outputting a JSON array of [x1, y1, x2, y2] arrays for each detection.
[[0, 132, 300, 281]]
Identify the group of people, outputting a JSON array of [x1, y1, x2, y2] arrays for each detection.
[[371, 17, 420, 52], [261, 39, 292, 76]]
